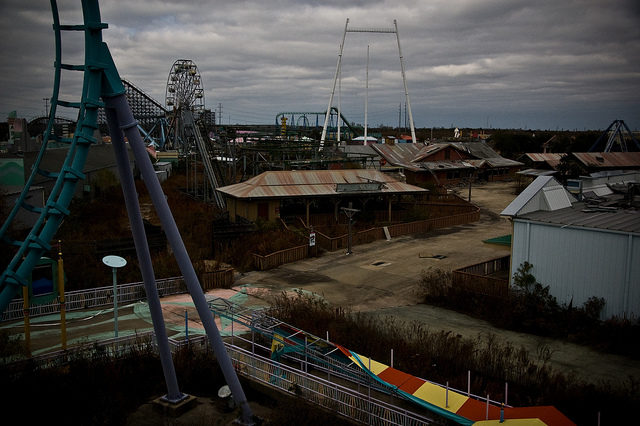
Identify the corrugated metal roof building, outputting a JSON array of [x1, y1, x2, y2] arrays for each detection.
[[572, 152, 640, 169], [372, 142, 522, 187], [522, 153, 566, 170], [504, 177, 640, 319], [216, 169, 427, 223]]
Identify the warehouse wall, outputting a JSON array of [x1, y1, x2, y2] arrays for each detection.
[[511, 219, 639, 319]]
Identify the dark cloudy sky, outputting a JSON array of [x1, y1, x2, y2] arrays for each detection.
[[1, 0, 639, 130]]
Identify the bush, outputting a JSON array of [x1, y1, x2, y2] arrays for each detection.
[[418, 263, 639, 358]]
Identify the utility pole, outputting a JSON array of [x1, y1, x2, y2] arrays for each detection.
[[341, 202, 359, 255], [43, 97, 49, 118]]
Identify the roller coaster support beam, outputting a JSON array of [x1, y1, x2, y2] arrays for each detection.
[[104, 97, 184, 403], [321, 19, 418, 146], [320, 18, 349, 150], [394, 20, 417, 145], [106, 93, 254, 424]]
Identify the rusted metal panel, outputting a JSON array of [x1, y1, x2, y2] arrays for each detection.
[[573, 152, 640, 168], [524, 153, 565, 169]]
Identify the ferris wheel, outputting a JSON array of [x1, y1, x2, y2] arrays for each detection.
[[165, 59, 205, 114]]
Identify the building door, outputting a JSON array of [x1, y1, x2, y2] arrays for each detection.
[[258, 202, 268, 220]]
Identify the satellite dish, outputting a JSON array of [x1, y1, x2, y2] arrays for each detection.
[[217, 385, 232, 398]]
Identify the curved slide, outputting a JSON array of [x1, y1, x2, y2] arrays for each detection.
[[266, 320, 574, 426]]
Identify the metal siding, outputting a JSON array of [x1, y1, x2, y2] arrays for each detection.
[[542, 187, 572, 210], [513, 220, 636, 318], [628, 236, 640, 318], [510, 221, 530, 280], [519, 191, 544, 216]]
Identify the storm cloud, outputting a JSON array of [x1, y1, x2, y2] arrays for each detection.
[[0, 0, 638, 130]]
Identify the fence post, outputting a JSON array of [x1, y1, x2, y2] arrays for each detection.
[[446, 381, 449, 408], [486, 394, 490, 420], [185, 309, 189, 342], [505, 382, 508, 405]]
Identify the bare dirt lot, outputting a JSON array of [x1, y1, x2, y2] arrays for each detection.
[[234, 181, 640, 387]]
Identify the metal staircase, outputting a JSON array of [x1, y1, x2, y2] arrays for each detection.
[[182, 109, 226, 209]]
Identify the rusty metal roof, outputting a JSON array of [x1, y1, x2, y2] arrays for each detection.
[[524, 153, 566, 169], [371, 144, 426, 171], [373, 142, 522, 171], [572, 152, 640, 168], [216, 169, 427, 200]]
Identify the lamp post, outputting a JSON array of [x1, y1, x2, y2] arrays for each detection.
[[102, 255, 127, 339]]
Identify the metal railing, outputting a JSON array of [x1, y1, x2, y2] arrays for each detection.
[[10, 330, 432, 425], [1, 277, 186, 322], [227, 344, 434, 425]]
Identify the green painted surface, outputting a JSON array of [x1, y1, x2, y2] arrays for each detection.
[[483, 234, 512, 246], [0, 158, 25, 186]]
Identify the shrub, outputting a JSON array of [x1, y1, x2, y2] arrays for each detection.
[[417, 264, 639, 359]]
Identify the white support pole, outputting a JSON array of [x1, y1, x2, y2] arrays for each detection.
[[338, 60, 342, 143], [364, 44, 369, 145], [321, 18, 349, 149], [486, 394, 490, 420], [394, 20, 417, 144], [445, 381, 449, 408], [505, 382, 508, 406]]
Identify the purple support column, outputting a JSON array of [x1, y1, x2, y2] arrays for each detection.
[[105, 103, 183, 402], [105, 94, 253, 424]]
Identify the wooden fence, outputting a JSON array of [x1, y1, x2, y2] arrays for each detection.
[[315, 209, 480, 252], [200, 268, 235, 290], [304, 197, 476, 227], [452, 256, 511, 298], [253, 201, 480, 269], [252, 245, 309, 271]]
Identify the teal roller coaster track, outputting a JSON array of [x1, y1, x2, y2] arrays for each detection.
[[0, 2, 253, 423]]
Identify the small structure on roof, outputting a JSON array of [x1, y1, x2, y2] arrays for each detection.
[[216, 169, 427, 224], [501, 176, 576, 217], [352, 136, 379, 145]]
